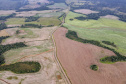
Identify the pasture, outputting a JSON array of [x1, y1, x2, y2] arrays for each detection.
[[63, 23, 126, 55], [6, 17, 61, 26], [65, 11, 126, 29], [47, 3, 67, 9]]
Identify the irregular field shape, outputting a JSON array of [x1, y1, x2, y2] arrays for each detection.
[[54, 27, 126, 84]]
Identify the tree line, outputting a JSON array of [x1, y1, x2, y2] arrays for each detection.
[[66, 30, 126, 63]]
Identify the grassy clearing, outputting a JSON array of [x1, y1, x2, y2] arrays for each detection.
[[63, 23, 126, 55], [6, 17, 61, 26], [36, 12, 64, 17], [0, 62, 41, 74], [47, 3, 67, 9], [3, 40, 52, 64], [65, 11, 126, 29], [17, 28, 38, 38]]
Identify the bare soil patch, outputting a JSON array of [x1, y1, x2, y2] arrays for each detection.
[[101, 15, 119, 20], [0, 10, 15, 16], [54, 27, 126, 84], [0, 30, 9, 37], [74, 9, 99, 14]]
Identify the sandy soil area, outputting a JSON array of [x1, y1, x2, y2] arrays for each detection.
[[74, 9, 98, 14], [54, 27, 126, 84]]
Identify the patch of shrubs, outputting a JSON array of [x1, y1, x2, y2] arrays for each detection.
[[0, 13, 16, 20], [25, 16, 40, 22], [21, 24, 43, 28], [0, 23, 7, 30], [102, 41, 116, 47], [0, 62, 41, 74], [66, 30, 126, 63], [90, 65, 98, 71]]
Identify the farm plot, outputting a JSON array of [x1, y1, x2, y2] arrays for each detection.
[[63, 23, 126, 55], [0, 30, 9, 37], [74, 9, 99, 14], [47, 3, 68, 9], [54, 27, 126, 84], [6, 17, 61, 26], [0, 26, 66, 84], [65, 11, 126, 29]]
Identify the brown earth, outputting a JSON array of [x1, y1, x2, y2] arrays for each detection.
[[74, 9, 98, 14], [54, 27, 126, 84]]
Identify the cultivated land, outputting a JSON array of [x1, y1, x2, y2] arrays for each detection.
[[66, 12, 126, 29], [47, 3, 68, 9], [54, 27, 126, 84], [74, 9, 99, 14], [0, 26, 66, 84], [64, 11, 126, 55], [0, 30, 9, 37], [6, 17, 61, 26]]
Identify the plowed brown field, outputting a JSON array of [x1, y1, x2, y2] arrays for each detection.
[[54, 27, 126, 84]]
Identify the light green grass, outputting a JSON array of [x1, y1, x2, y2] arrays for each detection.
[[47, 3, 67, 9], [63, 23, 126, 55], [17, 28, 38, 38], [6, 17, 61, 26], [36, 12, 64, 17], [65, 11, 126, 29]]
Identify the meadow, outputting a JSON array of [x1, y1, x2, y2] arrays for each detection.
[[6, 17, 61, 26], [65, 11, 126, 29], [47, 3, 67, 9], [64, 23, 126, 55]]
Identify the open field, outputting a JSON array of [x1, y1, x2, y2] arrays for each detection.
[[0, 30, 9, 37], [66, 11, 126, 29], [74, 9, 99, 14], [100, 15, 119, 20], [0, 10, 15, 16], [63, 23, 126, 55], [16, 10, 57, 17], [36, 12, 64, 17], [0, 26, 66, 84], [54, 27, 126, 84], [6, 17, 61, 26], [47, 3, 68, 9]]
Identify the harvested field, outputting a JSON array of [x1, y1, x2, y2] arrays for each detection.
[[0, 30, 9, 37], [16, 10, 57, 17], [0, 10, 15, 16], [74, 9, 98, 14], [101, 15, 119, 20], [54, 27, 126, 84]]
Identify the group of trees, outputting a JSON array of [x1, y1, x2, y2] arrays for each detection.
[[0, 13, 16, 20], [0, 23, 7, 30], [21, 24, 43, 28], [66, 30, 126, 63], [102, 41, 116, 47], [0, 61, 41, 74], [25, 16, 40, 22]]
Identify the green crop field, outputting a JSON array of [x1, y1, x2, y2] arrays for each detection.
[[65, 11, 126, 29], [63, 23, 126, 55], [47, 3, 67, 9], [36, 12, 64, 17], [6, 17, 61, 26]]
